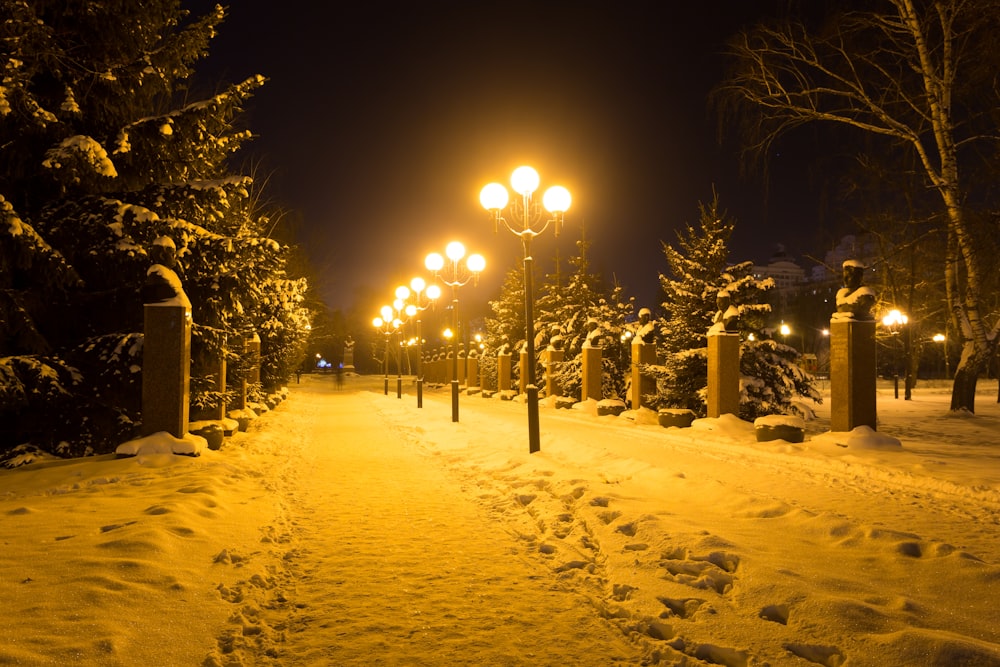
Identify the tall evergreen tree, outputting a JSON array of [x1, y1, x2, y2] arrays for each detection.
[[0, 1, 309, 461], [647, 193, 819, 418]]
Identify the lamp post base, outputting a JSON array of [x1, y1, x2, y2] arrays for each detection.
[[451, 380, 459, 422], [417, 377, 423, 408], [527, 385, 540, 453], [397, 376, 402, 399]]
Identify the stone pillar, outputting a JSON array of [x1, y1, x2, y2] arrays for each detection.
[[581, 345, 602, 401], [209, 355, 227, 421], [466, 354, 480, 392], [142, 303, 192, 437], [830, 319, 877, 431], [498, 353, 512, 393], [707, 333, 740, 418], [630, 340, 657, 410], [246, 333, 261, 386], [545, 348, 564, 398]]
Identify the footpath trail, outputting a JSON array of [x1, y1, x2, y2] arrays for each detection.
[[214, 374, 642, 666]]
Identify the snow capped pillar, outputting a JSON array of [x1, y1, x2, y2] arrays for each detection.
[[498, 352, 512, 394], [545, 347, 564, 398], [581, 344, 602, 402], [707, 332, 740, 418], [630, 339, 657, 410], [830, 319, 877, 431]]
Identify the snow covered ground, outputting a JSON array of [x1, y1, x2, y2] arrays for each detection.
[[1, 374, 998, 666]]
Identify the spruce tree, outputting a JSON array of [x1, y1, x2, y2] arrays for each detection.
[[648, 193, 819, 418], [0, 1, 309, 460]]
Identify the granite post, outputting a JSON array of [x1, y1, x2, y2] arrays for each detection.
[[630, 340, 657, 410], [581, 345, 602, 401], [707, 333, 740, 418], [830, 319, 877, 431]]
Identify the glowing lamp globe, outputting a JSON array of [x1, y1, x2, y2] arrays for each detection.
[[445, 241, 466, 262], [410, 277, 426, 293], [480, 182, 509, 210], [426, 284, 442, 301], [395, 285, 410, 300], [425, 252, 444, 272], [543, 185, 571, 213], [466, 253, 486, 273], [511, 166, 540, 195]]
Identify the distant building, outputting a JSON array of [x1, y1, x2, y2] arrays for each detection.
[[753, 245, 807, 293]]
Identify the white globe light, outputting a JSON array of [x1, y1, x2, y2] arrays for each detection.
[[380, 305, 393, 320], [405, 304, 417, 317], [511, 166, 540, 195], [480, 182, 509, 210], [425, 252, 444, 272], [395, 285, 410, 300], [426, 284, 442, 300], [543, 185, 571, 213], [410, 276, 426, 293], [373, 317, 384, 328], [445, 241, 466, 261], [466, 253, 485, 273]]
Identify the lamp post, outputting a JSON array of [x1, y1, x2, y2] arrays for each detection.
[[426, 242, 485, 422], [400, 278, 441, 408], [373, 307, 399, 396], [882, 309, 909, 399], [933, 333, 950, 379], [481, 166, 571, 453]]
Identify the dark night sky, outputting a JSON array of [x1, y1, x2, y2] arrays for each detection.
[[191, 1, 840, 317]]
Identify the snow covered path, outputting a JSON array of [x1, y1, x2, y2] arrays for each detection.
[[209, 375, 641, 665], [2, 374, 998, 666]]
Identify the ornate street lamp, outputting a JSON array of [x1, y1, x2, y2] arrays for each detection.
[[882, 309, 909, 399], [481, 166, 571, 453], [400, 278, 441, 407], [426, 242, 485, 422], [373, 306, 399, 396]]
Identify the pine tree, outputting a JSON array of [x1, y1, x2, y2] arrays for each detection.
[[542, 238, 634, 401], [0, 1, 309, 460], [647, 193, 819, 417]]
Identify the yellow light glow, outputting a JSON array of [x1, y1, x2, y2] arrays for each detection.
[[426, 284, 442, 300], [395, 285, 410, 300], [380, 305, 393, 320], [780, 324, 791, 336], [882, 309, 908, 327], [393, 298, 404, 312], [373, 317, 384, 328], [466, 253, 485, 273], [543, 185, 571, 213], [480, 182, 509, 210], [405, 304, 417, 317], [410, 276, 426, 293], [443, 328, 453, 339], [445, 241, 466, 262], [511, 166, 539, 195], [425, 252, 444, 272], [933, 333, 945, 343]]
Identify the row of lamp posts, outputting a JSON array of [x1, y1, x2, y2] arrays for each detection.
[[368, 166, 571, 455]]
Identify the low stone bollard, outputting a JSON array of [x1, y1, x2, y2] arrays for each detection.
[[657, 408, 696, 428], [753, 415, 805, 443]]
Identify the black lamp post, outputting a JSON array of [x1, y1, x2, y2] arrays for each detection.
[[426, 242, 485, 423], [398, 278, 440, 408], [481, 166, 571, 454]]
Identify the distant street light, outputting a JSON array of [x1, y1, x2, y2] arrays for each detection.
[[481, 166, 571, 454], [402, 277, 441, 408], [882, 309, 910, 399], [426, 242, 485, 422], [372, 308, 399, 396], [933, 333, 950, 379]]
